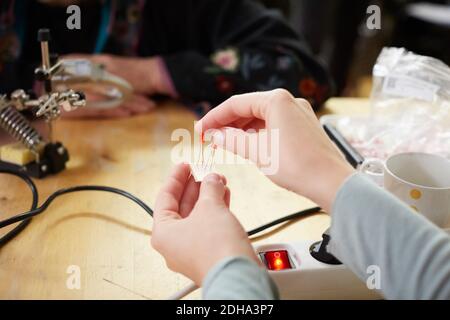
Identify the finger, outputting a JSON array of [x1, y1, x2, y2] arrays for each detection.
[[125, 96, 156, 114], [89, 55, 111, 65], [294, 98, 314, 113], [62, 53, 93, 60], [212, 128, 260, 164], [179, 172, 227, 217], [224, 186, 231, 208], [230, 118, 265, 131], [179, 175, 200, 218], [61, 104, 131, 119], [60, 107, 104, 118], [230, 117, 255, 129], [154, 163, 191, 222], [195, 91, 273, 133], [197, 173, 227, 204], [219, 174, 227, 186], [102, 108, 133, 118], [62, 54, 113, 69]]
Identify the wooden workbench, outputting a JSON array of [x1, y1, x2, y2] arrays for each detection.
[[0, 98, 370, 299]]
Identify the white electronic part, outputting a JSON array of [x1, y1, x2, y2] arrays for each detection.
[[190, 163, 215, 182], [254, 241, 382, 300], [190, 143, 217, 182]]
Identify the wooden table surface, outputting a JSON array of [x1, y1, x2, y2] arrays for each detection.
[[0, 98, 370, 299]]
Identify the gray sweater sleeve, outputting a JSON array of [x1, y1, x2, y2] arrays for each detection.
[[201, 173, 450, 300], [202, 256, 279, 300], [329, 173, 450, 299]]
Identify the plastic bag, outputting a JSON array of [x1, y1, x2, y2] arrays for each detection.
[[321, 47, 450, 161]]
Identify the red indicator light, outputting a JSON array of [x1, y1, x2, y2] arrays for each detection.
[[264, 250, 292, 271]]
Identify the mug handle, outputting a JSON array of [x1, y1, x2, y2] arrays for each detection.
[[359, 158, 385, 187]]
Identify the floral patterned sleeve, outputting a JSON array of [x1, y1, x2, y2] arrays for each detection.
[[161, 0, 333, 114]]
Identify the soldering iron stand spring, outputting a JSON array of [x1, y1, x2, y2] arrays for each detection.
[[0, 104, 44, 152]]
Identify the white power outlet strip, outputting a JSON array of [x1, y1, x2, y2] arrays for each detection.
[[254, 241, 382, 300]]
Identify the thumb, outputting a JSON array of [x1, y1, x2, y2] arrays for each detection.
[[198, 174, 227, 204]]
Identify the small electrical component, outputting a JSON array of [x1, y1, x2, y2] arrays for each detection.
[[0, 29, 85, 178], [190, 133, 217, 182]]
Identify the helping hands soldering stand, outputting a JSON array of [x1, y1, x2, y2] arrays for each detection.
[[0, 29, 86, 178]]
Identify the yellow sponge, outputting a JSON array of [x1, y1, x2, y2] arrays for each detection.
[[0, 143, 40, 165]]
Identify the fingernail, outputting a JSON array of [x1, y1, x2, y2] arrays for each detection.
[[212, 130, 224, 145], [194, 121, 202, 133], [204, 174, 221, 183]]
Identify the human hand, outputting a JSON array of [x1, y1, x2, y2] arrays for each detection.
[[63, 54, 174, 96], [195, 89, 354, 212], [61, 93, 156, 119], [152, 163, 257, 285]]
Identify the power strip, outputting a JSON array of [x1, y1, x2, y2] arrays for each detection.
[[254, 241, 382, 300]]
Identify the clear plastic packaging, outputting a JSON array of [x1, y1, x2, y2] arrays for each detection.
[[321, 47, 450, 161]]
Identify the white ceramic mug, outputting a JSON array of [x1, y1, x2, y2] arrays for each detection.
[[360, 152, 450, 228]]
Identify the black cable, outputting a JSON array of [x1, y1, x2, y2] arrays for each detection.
[[0, 169, 321, 245], [0, 169, 38, 247], [247, 206, 322, 236], [0, 185, 153, 229]]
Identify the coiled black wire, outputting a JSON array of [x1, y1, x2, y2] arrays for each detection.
[[0, 169, 38, 247], [0, 185, 154, 229], [0, 169, 321, 246], [246, 206, 322, 236]]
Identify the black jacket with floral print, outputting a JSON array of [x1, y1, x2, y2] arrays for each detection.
[[0, 0, 333, 114]]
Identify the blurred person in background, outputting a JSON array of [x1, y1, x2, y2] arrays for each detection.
[[0, 0, 332, 118]]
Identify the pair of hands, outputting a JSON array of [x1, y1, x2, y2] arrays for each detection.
[[152, 89, 355, 285], [61, 54, 172, 118]]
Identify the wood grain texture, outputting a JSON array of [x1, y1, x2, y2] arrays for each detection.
[[0, 98, 370, 299]]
